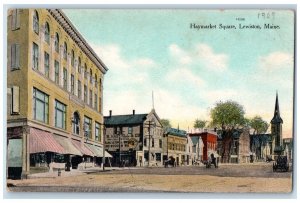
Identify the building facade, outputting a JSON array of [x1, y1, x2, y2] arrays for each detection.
[[7, 9, 109, 179], [104, 109, 164, 167], [186, 134, 204, 165], [270, 93, 284, 157], [163, 128, 187, 166], [189, 131, 217, 162]]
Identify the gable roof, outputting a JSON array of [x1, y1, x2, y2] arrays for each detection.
[[104, 114, 148, 126]]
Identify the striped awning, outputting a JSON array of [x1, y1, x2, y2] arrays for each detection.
[[85, 144, 103, 157], [29, 128, 64, 154], [71, 139, 94, 156], [53, 135, 82, 156]]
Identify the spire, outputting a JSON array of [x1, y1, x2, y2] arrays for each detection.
[[177, 124, 179, 132], [271, 91, 283, 124], [152, 90, 155, 110]]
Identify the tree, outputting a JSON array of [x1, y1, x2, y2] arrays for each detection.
[[210, 100, 245, 130], [160, 119, 171, 129], [194, 119, 207, 129], [249, 116, 269, 134], [210, 100, 246, 163]]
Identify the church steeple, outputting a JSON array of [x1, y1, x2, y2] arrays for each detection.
[[271, 92, 283, 124]]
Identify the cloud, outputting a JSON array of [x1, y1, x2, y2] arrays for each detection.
[[166, 68, 205, 87], [169, 43, 229, 72], [194, 44, 229, 72], [258, 52, 293, 72]]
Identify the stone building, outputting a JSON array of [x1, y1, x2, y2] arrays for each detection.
[[217, 129, 251, 163], [270, 93, 284, 158], [6, 9, 110, 179], [104, 109, 164, 167], [163, 127, 187, 166]]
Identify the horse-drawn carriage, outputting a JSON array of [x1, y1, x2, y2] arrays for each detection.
[[273, 155, 289, 172], [164, 156, 176, 168]]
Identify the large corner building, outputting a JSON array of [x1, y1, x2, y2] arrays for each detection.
[[7, 9, 110, 179]]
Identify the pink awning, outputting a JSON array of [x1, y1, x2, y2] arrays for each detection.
[[29, 128, 64, 154], [71, 139, 94, 156]]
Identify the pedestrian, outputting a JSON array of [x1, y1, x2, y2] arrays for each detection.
[[139, 158, 142, 167], [211, 153, 217, 168]]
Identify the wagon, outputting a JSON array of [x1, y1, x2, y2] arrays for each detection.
[[273, 155, 289, 172]]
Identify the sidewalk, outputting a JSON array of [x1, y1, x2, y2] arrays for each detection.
[[26, 166, 144, 179]]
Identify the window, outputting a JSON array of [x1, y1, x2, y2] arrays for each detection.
[[155, 153, 161, 161], [159, 139, 162, 148], [54, 60, 59, 84], [99, 97, 102, 113], [84, 85, 87, 103], [71, 74, 74, 94], [32, 42, 39, 70], [144, 138, 147, 147], [44, 52, 49, 78], [100, 78, 102, 89], [94, 94, 97, 110], [90, 69, 93, 83], [33, 88, 49, 123], [33, 10, 39, 34], [89, 89, 92, 106], [152, 138, 154, 147], [11, 9, 20, 30], [63, 68, 67, 89], [128, 127, 132, 134], [11, 44, 20, 70], [55, 33, 59, 53], [44, 22, 50, 44], [71, 50, 75, 67], [84, 64, 87, 78], [95, 122, 101, 141], [72, 112, 80, 135], [78, 80, 82, 99], [78, 57, 81, 73], [55, 100, 66, 129], [63, 42, 67, 60], [95, 74, 97, 87], [84, 116, 92, 139], [11, 86, 20, 114]]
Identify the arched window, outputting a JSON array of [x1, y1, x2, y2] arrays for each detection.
[[55, 33, 59, 53], [72, 112, 80, 135], [63, 42, 67, 60], [78, 57, 81, 73], [44, 22, 50, 43], [71, 50, 75, 67], [33, 10, 39, 34]]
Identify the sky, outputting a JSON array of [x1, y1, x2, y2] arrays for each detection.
[[63, 9, 294, 138]]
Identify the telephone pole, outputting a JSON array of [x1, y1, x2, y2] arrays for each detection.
[[145, 120, 155, 167]]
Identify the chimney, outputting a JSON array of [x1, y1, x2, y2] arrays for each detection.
[[109, 110, 112, 117], [133, 110, 135, 115]]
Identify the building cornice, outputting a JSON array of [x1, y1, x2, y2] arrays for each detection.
[[47, 9, 108, 74]]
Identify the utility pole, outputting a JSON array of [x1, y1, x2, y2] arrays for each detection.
[[148, 121, 151, 167], [118, 128, 121, 168], [102, 124, 106, 171]]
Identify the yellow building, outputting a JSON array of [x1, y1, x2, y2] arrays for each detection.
[[7, 9, 110, 179], [163, 128, 187, 166]]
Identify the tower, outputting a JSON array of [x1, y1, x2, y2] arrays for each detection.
[[270, 92, 283, 156]]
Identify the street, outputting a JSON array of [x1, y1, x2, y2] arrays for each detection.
[[7, 162, 292, 193]]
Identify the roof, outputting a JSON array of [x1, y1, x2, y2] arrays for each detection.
[[48, 9, 108, 74], [271, 93, 283, 124], [165, 127, 187, 138], [104, 114, 148, 125], [190, 136, 200, 145]]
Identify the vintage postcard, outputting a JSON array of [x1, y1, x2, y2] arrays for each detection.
[[6, 8, 294, 194]]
